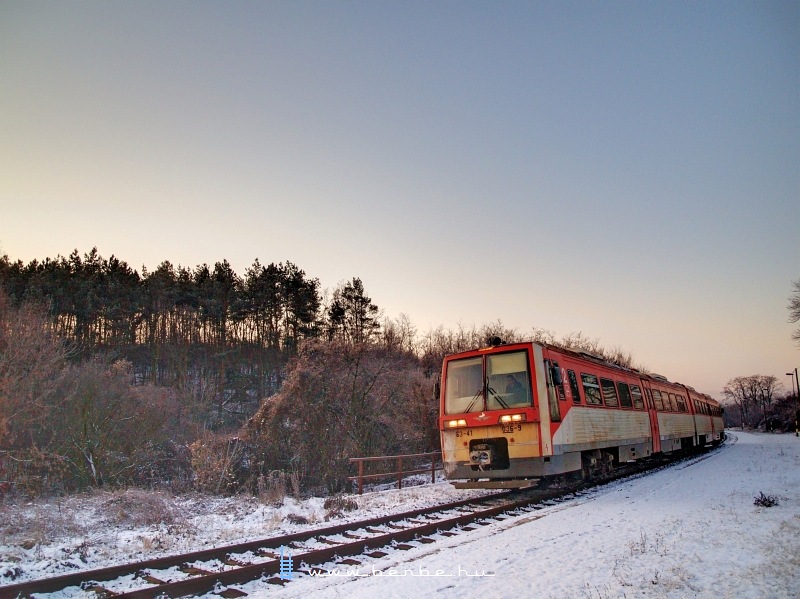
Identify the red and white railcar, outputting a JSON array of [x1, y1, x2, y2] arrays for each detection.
[[439, 340, 724, 489], [687, 388, 725, 446]]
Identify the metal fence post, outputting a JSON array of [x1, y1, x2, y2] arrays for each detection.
[[397, 456, 403, 489]]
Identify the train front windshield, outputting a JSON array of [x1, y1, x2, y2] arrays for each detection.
[[444, 350, 532, 415]]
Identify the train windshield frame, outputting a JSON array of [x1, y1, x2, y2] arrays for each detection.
[[443, 349, 533, 415]]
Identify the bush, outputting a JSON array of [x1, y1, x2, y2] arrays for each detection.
[[323, 494, 359, 520], [243, 340, 436, 494], [130, 441, 193, 492], [754, 492, 779, 507], [189, 433, 249, 495], [257, 471, 285, 506], [99, 488, 177, 526]]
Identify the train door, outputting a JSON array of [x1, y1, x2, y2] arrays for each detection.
[[640, 379, 661, 453]]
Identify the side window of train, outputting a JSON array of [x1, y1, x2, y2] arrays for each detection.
[[667, 393, 678, 411], [568, 370, 581, 404], [581, 373, 602, 405], [600, 378, 618, 407], [676, 395, 687, 412], [652, 389, 664, 411], [617, 382, 633, 408], [630, 385, 645, 409], [556, 372, 566, 401]]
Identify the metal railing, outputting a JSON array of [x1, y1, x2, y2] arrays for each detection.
[[348, 451, 442, 495]]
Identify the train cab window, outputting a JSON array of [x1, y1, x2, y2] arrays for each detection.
[[568, 370, 581, 404], [630, 385, 645, 409], [444, 356, 484, 414], [617, 382, 633, 408], [652, 389, 665, 411], [487, 351, 532, 409], [600, 378, 618, 407], [581, 373, 602, 405]]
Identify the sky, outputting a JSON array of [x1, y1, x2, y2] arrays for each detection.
[[1, 1, 798, 399]]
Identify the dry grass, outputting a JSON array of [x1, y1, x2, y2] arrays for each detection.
[[97, 488, 179, 527], [323, 495, 358, 520], [0, 498, 84, 549]]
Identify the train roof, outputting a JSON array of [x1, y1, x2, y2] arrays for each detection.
[[465, 340, 720, 399]]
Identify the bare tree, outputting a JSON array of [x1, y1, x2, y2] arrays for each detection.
[[755, 375, 781, 431], [1, 291, 186, 494], [789, 277, 800, 347], [381, 313, 417, 356], [723, 376, 756, 429], [417, 320, 523, 376], [0, 292, 71, 448], [52, 359, 179, 488], [722, 375, 783, 430]]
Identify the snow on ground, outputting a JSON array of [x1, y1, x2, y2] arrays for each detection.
[[2, 431, 799, 598], [0, 470, 492, 584], [259, 431, 799, 599]]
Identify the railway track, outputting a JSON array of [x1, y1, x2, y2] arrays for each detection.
[[0, 443, 726, 599]]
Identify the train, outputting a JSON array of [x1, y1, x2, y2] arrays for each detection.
[[438, 339, 724, 489]]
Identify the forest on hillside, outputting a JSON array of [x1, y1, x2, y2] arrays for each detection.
[[1, 248, 366, 427], [0, 249, 539, 496]]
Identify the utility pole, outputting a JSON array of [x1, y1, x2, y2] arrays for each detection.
[[788, 368, 799, 437]]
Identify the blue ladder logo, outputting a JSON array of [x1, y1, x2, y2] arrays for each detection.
[[279, 546, 294, 580]]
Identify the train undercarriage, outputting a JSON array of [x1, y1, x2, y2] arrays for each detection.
[[449, 434, 725, 490]]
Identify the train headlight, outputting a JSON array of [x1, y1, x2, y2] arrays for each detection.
[[499, 413, 526, 423], [447, 419, 467, 428]]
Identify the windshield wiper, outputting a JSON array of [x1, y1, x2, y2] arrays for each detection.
[[487, 384, 509, 409], [464, 387, 484, 413]]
